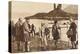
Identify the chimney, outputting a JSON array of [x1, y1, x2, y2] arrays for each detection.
[[54, 4, 56, 9], [57, 4, 62, 9]]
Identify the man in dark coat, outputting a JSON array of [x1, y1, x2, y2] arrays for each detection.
[[31, 24, 36, 37], [52, 20, 60, 48], [15, 18, 24, 51]]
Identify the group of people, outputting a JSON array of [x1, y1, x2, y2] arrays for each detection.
[[52, 18, 78, 49], [10, 18, 35, 52], [9, 17, 78, 52], [39, 18, 77, 49]]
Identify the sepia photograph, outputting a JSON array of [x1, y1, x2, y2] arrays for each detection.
[[8, 1, 78, 53]]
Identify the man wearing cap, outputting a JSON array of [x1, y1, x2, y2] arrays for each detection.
[[15, 18, 24, 51]]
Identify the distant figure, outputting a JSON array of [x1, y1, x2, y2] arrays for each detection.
[[31, 24, 35, 37], [44, 26, 50, 41], [41, 23, 48, 49], [23, 18, 31, 52], [15, 18, 24, 51], [52, 20, 60, 48], [44, 26, 50, 50], [67, 18, 77, 49]]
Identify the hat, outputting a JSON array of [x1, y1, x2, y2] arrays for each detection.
[[54, 20, 57, 24]]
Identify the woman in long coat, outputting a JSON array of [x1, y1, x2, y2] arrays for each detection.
[[68, 18, 77, 49]]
